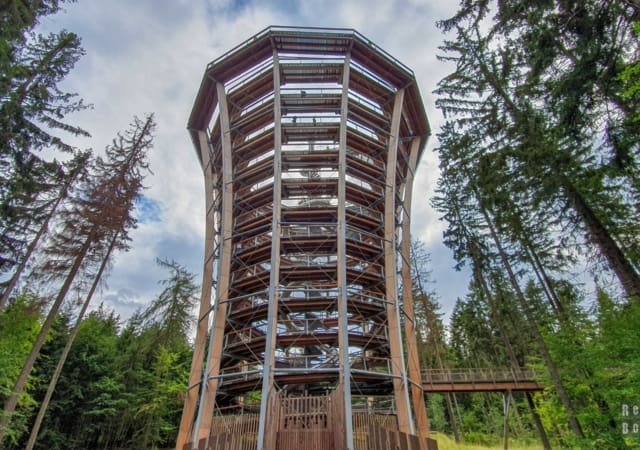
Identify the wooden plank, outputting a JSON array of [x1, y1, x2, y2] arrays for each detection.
[[426, 437, 439, 450], [377, 427, 385, 450], [212, 434, 221, 450], [399, 432, 409, 450], [227, 434, 234, 450], [370, 425, 378, 450], [277, 429, 329, 450], [264, 389, 280, 450], [220, 433, 228, 450], [384, 428, 393, 450], [330, 386, 341, 450], [407, 433, 420, 450], [388, 429, 399, 450]]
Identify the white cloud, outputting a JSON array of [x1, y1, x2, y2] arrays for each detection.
[[41, 0, 467, 321]]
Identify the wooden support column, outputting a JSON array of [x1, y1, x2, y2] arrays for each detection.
[[400, 136, 430, 450], [258, 50, 283, 450], [337, 51, 354, 450], [175, 130, 217, 450], [193, 81, 235, 446], [384, 88, 414, 435]]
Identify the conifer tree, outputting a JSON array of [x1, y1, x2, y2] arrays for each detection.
[[0, 115, 155, 444], [1, 0, 89, 280], [0, 151, 91, 309], [436, 0, 640, 302]]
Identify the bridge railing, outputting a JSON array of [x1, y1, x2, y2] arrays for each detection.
[[421, 367, 541, 384]]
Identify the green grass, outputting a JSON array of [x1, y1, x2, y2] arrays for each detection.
[[432, 433, 544, 450]]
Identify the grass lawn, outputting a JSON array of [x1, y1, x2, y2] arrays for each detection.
[[433, 433, 544, 450]]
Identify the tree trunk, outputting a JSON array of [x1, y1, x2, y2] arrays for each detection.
[[561, 177, 640, 302], [24, 232, 117, 450], [0, 231, 94, 443], [522, 240, 567, 322], [475, 44, 640, 303], [526, 392, 553, 450], [472, 260, 520, 367], [472, 260, 553, 449], [433, 341, 461, 443], [479, 203, 585, 438], [503, 392, 510, 450], [0, 220, 47, 309], [0, 184, 69, 309]]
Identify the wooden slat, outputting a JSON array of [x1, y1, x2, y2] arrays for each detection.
[[374, 427, 383, 450], [407, 433, 420, 450], [277, 430, 332, 450], [207, 415, 259, 450], [388, 429, 399, 450], [426, 437, 439, 450], [399, 432, 409, 450], [331, 385, 345, 450]]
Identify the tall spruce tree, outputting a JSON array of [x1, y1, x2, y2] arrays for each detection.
[[0, 1, 90, 279], [436, 0, 640, 302]]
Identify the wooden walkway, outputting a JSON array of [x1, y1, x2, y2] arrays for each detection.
[[422, 368, 544, 393]]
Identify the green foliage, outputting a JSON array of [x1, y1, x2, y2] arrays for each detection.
[[140, 258, 199, 348], [619, 22, 640, 122], [426, 394, 447, 432], [30, 307, 121, 450], [533, 292, 640, 448], [130, 346, 190, 449], [0, 295, 42, 444], [1, 261, 196, 450]]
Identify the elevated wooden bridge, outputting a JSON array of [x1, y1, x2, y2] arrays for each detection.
[[422, 368, 544, 393]]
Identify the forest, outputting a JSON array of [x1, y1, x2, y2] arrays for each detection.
[[1, 0, 640, 449]]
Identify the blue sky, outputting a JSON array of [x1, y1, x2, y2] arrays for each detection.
[[39, 0, 471, 323]]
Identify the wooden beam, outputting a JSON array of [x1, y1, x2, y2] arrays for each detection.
[[400, 136, 430, 450], [194, 81, 234, 445], [384, 87, 413, 435], [175, 130, 217, 450], [337, 51, 354, 450], [257, 49, 283, 450]]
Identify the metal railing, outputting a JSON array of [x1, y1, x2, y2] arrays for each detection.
[[422, 367, 541, 384]]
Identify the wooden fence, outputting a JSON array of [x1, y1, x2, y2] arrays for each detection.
[[186, 387, 437, 450]]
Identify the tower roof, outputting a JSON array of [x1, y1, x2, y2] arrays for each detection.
[[188, 26, 430, 164]]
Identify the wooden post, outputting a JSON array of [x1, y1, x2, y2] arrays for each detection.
[[400, 136, 430, 450], [193, 81, 235, 445], [503, 391, 511, 450], [337, 51, 354, 450], [384, 87, 413, 435], [176, 129, 217, 450], [258, 49, 283, 450]]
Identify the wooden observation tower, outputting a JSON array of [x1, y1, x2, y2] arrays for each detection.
[[178, 26, 432, 450]]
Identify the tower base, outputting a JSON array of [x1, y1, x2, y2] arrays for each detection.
[[183, 387, 438, 450]]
